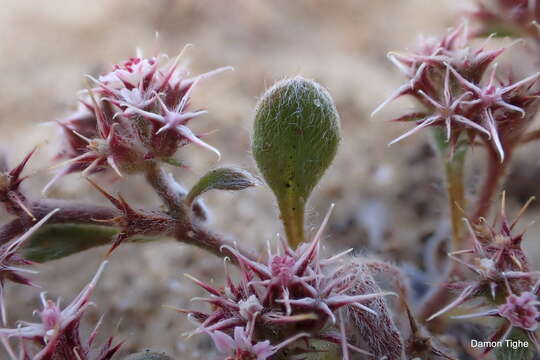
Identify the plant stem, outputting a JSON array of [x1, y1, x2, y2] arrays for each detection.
[[174, 218, 256, 261], [419, 144, 512, 325], [279, 197, 305, 249], [432, 129, 467, 251], [145, 163, 208, 221], [472, 146, 511, 221], [418, 131, 467, 326], [144, 163, 257, 260], [0, 198, 256, 263], [444, 147, 466, 251], [145, 163, 187, 218]]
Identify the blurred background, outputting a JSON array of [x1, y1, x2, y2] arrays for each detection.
[[3, 0, 540, 358]]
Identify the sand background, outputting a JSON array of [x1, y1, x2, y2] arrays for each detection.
[[2, 1, 540, 358]]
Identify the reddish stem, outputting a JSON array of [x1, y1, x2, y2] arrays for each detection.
[[0, 198, 256, 263], [472, 146, 512, 221]]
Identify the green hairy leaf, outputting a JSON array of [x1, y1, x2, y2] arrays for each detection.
[[23, 224, 156, 263]]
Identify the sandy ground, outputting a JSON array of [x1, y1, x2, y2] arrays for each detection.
[[2, 1, 540, 358]]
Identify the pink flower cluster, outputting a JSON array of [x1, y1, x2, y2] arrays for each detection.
[[452, 288, 540, 352], [429, 196, 537, 320], [429, 196, 540, 352], [373, 23, 540, 160], [45, 48, 232, 194], [499, 292, 540, 331], [0, 261, 122, 360], [180, 207, 392, 358]]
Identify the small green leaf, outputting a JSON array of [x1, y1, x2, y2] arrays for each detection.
[[185, 167, 258, 206], [124, 351, 174, 360], [252, 76, 341, 248], [23, 224, 157, 263]]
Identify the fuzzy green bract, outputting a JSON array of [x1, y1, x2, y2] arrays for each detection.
[[186, 167, 258, 206], [252, 76, 340, 248]]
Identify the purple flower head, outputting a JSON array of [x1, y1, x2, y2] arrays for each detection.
[[428, 194, 539, 321], [498, 292, 540, 331], [373, 22, 540, 160], [180, 206, 392, 357], [451, 287, 540, 353], [89, 47, 231, 159], [45, 47, 232, 194]]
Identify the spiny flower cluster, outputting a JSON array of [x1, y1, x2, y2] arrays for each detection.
[[373, 23, 540, 160], [179, 207, 393, 359], [44, 48, 231, 194], [0, 261, 122, 360], [0, 148, 38, 220], [429, 195, 540, 352]]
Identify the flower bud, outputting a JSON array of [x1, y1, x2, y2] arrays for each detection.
[[252, 77, 340, 247]]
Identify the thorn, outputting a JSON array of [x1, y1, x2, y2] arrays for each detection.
[[10, 193, 35, 221], [510, 196, 535, 230], [86, 178, 123, 210]]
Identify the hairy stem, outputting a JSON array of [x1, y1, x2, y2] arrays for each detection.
[[1, 198, 256, 263], [174, 218, 256, 261], [278, 197, 305, 249], [144, 163, 257, 260], [145, 163, 208, 221], [145, 163, 187, 218]]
